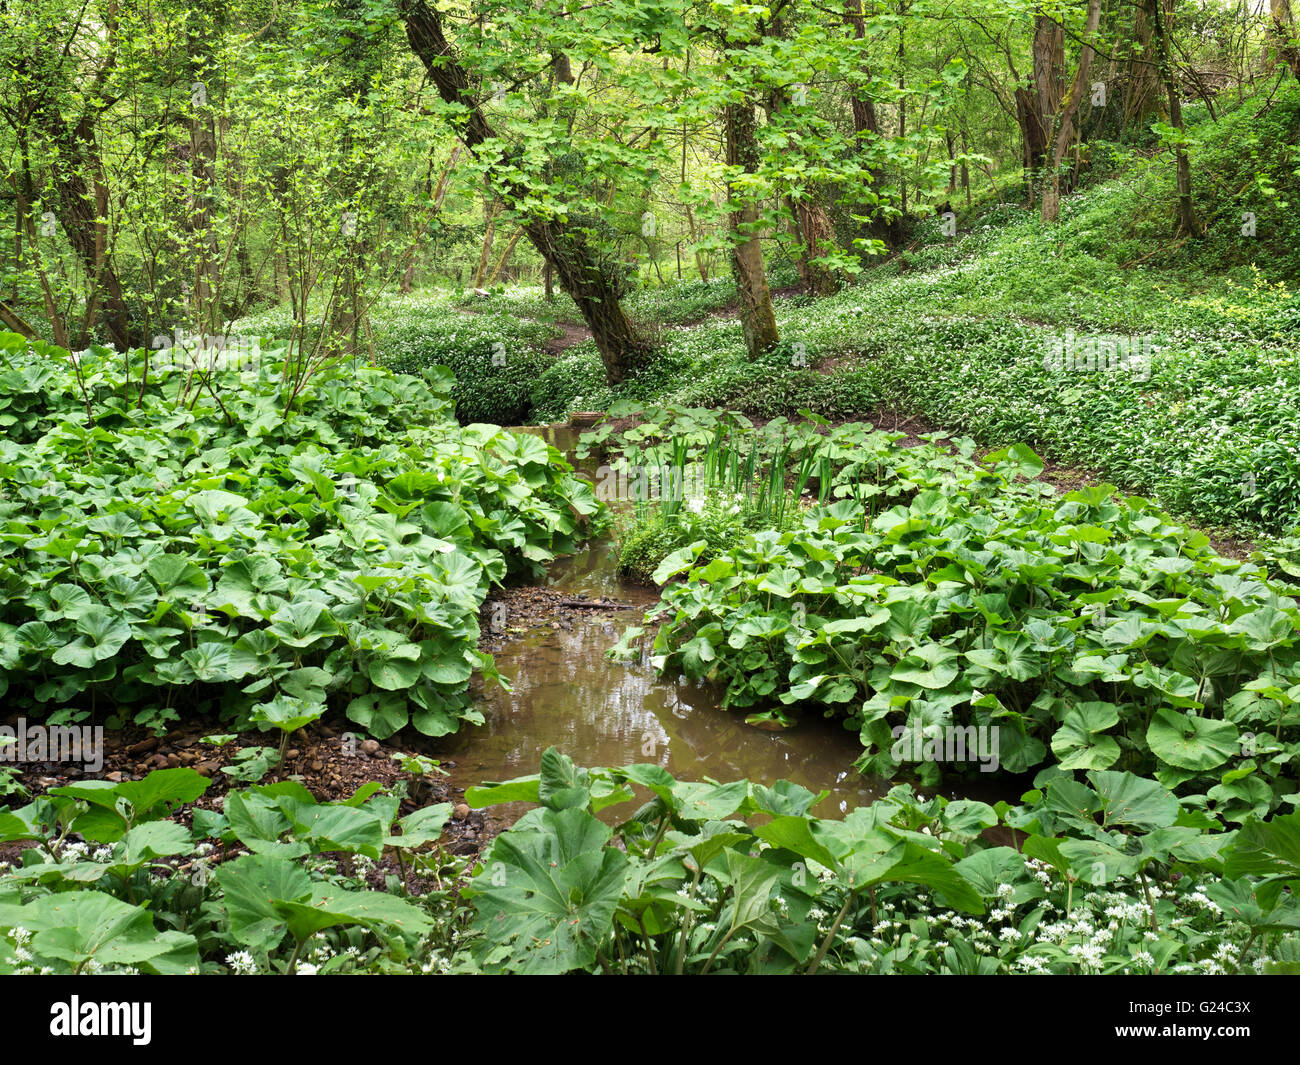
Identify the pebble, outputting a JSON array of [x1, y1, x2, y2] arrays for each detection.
[[285, 749, 299, 759], [361, 739, 380, 756], [453, 803, 471, 821]]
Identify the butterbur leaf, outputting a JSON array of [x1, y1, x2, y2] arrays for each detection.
[[275, 797, 386, 858], [346, 692, 409, 739], [51, 608, 132, 667], [889, 643, 959, 690], [146, 554, 209, 597], [1224, 811, 1300, 905], [367, 655, 423, 691], [421, 640, 475, 684], [269, 601, 336, 649], [15, 891, 199, 974], [216, 853, 313, 954], [1050, 701, 1121, 771], [1086, 770, 1181, 832], [252, 693, 325, 734], [747, 780, 826, 818], [275, 886, 432, 946], [465, 775, 541, 808], [754, 815, 840, 871], [1146, 708, 1238, 771], [385, 803, 453, 849], [986, 442, 1044, 480], [467, 807, 629, 974]]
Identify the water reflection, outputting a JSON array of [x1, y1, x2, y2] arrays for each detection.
[[432, 423, 1019, 826]]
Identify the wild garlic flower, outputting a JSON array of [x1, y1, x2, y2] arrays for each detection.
[[226, 951, 258, 975]]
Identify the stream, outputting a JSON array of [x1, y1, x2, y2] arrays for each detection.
[[434, 424, 1013, 825]]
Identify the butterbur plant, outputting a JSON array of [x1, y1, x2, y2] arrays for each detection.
[[637, 413, 1300, 811], [391, 752, 449, 806], [221, 746, 281, 784], [250, 694, 326, 764], [0, 341, 606, 741], [0, 768, 462, 975], [458, 750, 1300, 976]]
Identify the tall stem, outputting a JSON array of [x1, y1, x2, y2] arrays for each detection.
[[807, 889, 856, 975]]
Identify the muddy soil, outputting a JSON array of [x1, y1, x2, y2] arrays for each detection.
[[2, 718, 493, 865]]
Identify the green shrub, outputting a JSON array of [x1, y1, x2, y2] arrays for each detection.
[[529, 346, 615, 422], [374, 297, 556, 424], [647, 420, 1300, 813], [0, 334, 603, 738]]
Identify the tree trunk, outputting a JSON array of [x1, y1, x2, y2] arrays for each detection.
[[1122, 0, 1162, 129], [397, 0, 648, 383], [1040, 0, 1104, 223], [187, 7, 223, 335], [1271, 0, 1300, 78], [843, 0, 892, 248], [723, 95, 779, 357], [1151, 0, 1202, 236], [897, 7, 907, 215], [20, 12, 134, 351], [960, 126, 972, 207], [487, 227, 524, 285], [39, 113, 134, 349], [1015, 13, 1065, 206], [474, 197, 499, 288], [793, 199, 838, 298], [767, 72, 839, 299]]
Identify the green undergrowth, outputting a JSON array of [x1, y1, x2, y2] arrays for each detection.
[[7, 754, 1296, 975], [591, 409, 1300, 813], [0, 333, 604, 739]]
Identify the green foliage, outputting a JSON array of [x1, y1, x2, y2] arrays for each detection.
[[0, 334, 604, 738], [528, 346, 615, 423], [624, 278, 738, 327], [631, 413, 1300, 811], [458, 749, 1297, 975], [3, 756, 1296, 976], [0, 768, 461, 974], [369, 294, 558, 425], [616, 499, 778, 585]]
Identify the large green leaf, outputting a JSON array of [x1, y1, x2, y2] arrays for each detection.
[[13, 891, 198, 974], [1146, 708, 1238, 771], [216, 852, 313, 954], [1050, 701, 1121, 771], [468, 807, 629, 974]]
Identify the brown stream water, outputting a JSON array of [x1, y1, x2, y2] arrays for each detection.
[[432, 425, 1015, 825]]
